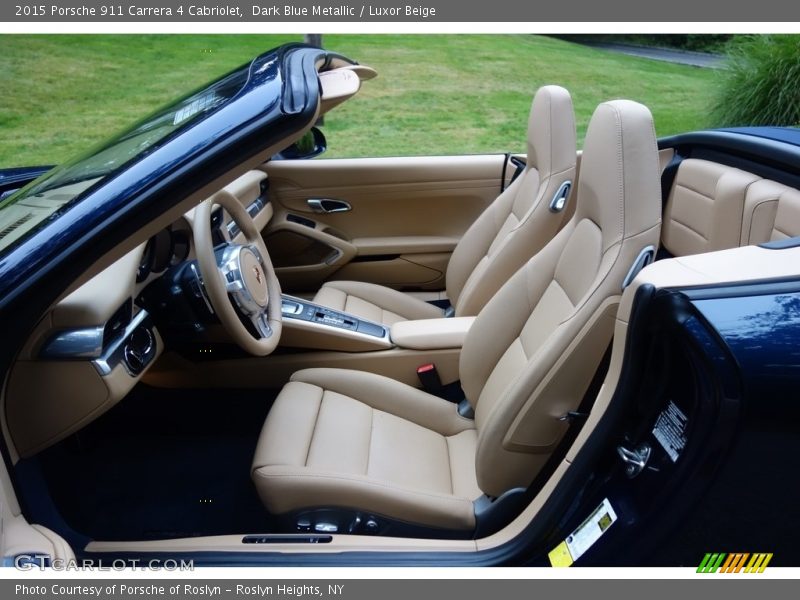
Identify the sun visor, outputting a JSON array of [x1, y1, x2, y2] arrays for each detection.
[[318, 65, 377, 115]]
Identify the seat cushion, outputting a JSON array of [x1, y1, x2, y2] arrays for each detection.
[[312, 280, 444, 326], [251, 368, 480, 530]]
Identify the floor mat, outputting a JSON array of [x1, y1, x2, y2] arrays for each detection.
[[37, 385, 277, 541]]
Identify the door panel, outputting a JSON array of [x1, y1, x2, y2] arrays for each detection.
[[264, 155, 505, 292], [332, 254, 445, 287]]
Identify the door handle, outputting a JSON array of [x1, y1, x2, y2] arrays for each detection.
[[307, 198, 352, 214]]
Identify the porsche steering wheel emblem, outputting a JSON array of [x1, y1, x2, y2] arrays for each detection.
[[253, 265, 263, 286]]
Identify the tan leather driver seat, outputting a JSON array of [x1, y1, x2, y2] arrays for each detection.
[[252, 99, 662, 533], [312, 85, 577, 325]]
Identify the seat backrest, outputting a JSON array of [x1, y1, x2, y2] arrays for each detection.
[[661, 158, 800, 254], [459, 99, 662, 497], [661, 158, 760, 256], [445, 85, 577, 317], [741, 178, 800, 245]]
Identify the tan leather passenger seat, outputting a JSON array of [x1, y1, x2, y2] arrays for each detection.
[[251, 99, 662, 532], [312, 85, 578, 325]]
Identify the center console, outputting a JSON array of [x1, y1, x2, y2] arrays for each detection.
[[279, 295, 392, 352]]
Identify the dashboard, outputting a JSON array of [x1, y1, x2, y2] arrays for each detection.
[[4, 169, 272, 459], [136, 222, 192, 283], [3, 61, 376, 460]]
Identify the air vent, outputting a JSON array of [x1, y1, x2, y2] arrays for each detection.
[[0, 212, 34, 241]]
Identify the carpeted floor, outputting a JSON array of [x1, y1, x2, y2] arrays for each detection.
[[36, 384, 277, 541]]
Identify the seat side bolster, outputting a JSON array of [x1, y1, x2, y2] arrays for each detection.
[[448, 85, 577, 314], [290, 368, 475, 437], [251, 381, 323, 473], [445, 187, 516, 308], [742, 178, 800, 244], [453, 167, 572, 317], [252, 465, 476, 530], [459, 223, 569, 409]]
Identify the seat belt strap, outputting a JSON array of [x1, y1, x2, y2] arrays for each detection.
[[660, 151, 684, 215]]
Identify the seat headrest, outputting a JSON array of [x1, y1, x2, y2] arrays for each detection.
[[576, 99, 661, 251], [527, 85, 577, 177]]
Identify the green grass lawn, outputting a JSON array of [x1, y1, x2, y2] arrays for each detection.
[[0, 34, 717, 166]]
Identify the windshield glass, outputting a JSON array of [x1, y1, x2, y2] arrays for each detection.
[[0, 66, 250, 254]]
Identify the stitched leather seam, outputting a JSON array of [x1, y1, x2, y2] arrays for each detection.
[[674, 182, 716, 201], [365, 407, 374, 477], [444, 435, 455, 496], [670, 217, 709, 242], [303, 389, 324, 467]]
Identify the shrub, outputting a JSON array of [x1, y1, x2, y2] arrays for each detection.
[[711, 35, 800, 127]]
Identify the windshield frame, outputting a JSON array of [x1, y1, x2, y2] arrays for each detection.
[[0, 43, 345, 304], [0, 54, 261, 256]]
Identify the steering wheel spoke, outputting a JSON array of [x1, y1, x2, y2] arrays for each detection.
[[251, 311, 273, 339], [218, 244, 273, 337]]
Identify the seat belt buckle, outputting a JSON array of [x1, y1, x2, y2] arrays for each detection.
[[416, 363, 443, 394]]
